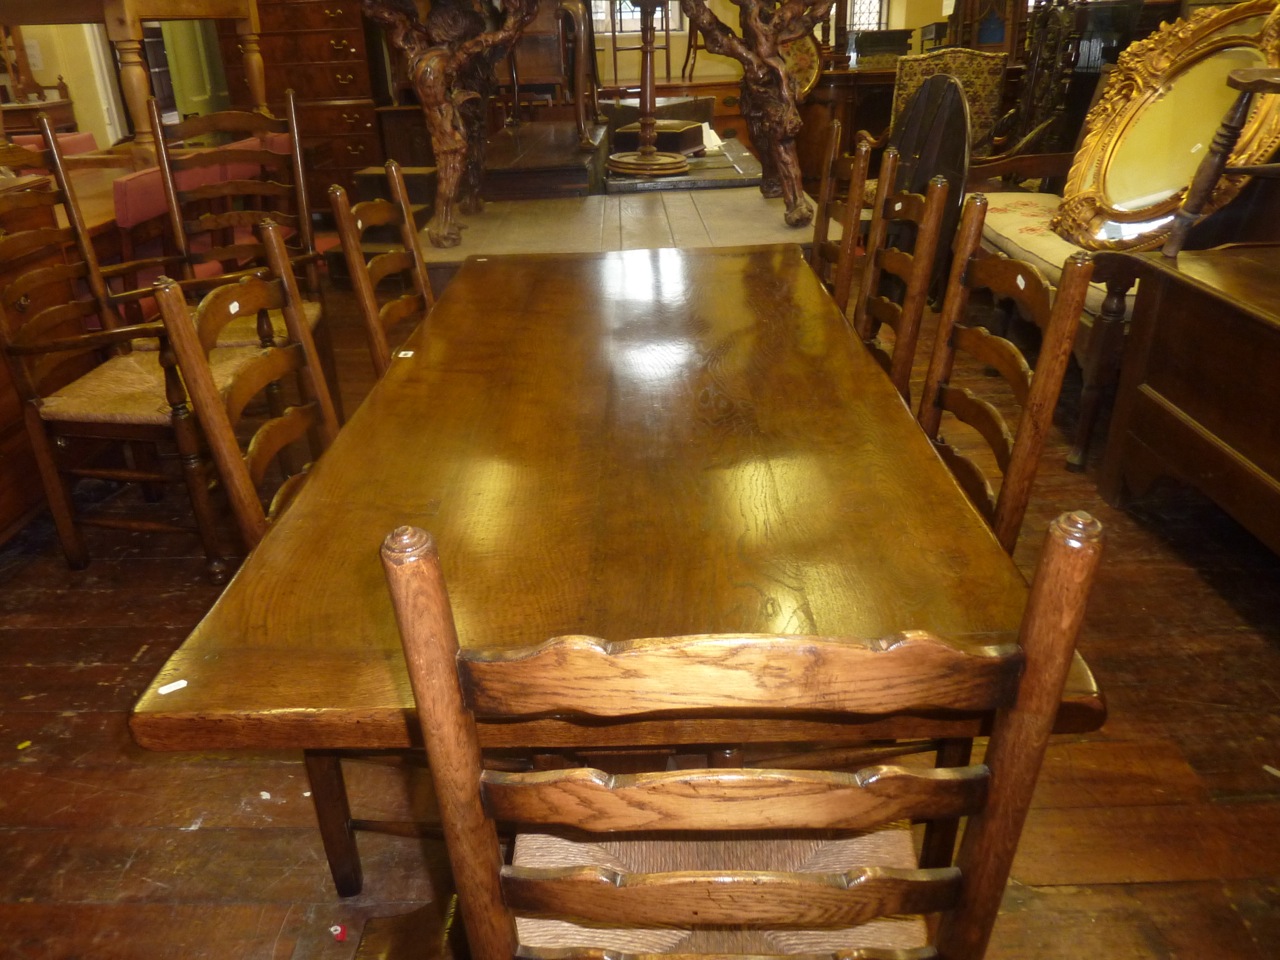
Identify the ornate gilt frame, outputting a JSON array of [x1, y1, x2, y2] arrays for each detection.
[[1052, 0, 1280, 251]]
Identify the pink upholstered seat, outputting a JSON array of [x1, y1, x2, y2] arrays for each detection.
[[12, 131, 99, 155]]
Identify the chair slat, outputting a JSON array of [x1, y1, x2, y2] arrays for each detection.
[[502, 865, 960, 929], [244, 402, 320, 489], [380, 295, 427, 329], [933, 441, 997, 524], [0, 224, 78, 262], [878, 246, 914, 280], [968, 256, 1054, 321], [949, 324, 1032, 406], [187, 209, 299, 234], [462, 633, 1022, 717], [864, 295, 902, 330], [164, 109, 287, 139], [483, 765, 988, 832], [11, 301, 103, 350], [223, 347, 304, 426], [350, 197, 403, 229], [183, 179, 293, 203], [936, 384, 1015, 473], [368, 250, 418, 287], [4, 258, 92, 312]]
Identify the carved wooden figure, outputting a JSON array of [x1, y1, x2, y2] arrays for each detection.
[[363, 0, 537, 247], [681, 0, 834, 226]]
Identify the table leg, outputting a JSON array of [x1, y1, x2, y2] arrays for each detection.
[[236, 24, 268, 113], [304, 750, 364, 897], [918, 737, 972, 868], [559, 0, 592, 150], [113, 38, 154, 149]]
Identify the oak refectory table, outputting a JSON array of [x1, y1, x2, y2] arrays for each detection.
[[131, 244, 1104, 894]]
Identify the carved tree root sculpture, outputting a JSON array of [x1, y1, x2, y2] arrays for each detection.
[[681, 0, 832, 227], [363, 0, 535, 248]]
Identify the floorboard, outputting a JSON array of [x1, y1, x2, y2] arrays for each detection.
[[1, 270, 1277, 958]]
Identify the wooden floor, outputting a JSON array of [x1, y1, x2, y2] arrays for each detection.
[[1, 278, 1278, 958]]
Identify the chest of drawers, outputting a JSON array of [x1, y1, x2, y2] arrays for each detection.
[[219, 0, 383, 208]]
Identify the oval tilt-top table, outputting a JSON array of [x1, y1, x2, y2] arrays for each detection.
[[131, 243, 1104, 894]]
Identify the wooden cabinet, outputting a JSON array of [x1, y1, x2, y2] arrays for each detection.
[[657, 80, 753, 151], [219, 0, 383, 208], [796, 68, 895, 194], [0, 177, 67, 542], [1100, 244, 1280, 557]]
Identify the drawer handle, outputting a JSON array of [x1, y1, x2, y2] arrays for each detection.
[[325, 7, 343, 16], [341, 111, 362, 123], [722, 95, 739, 108], [331, 39, 352, 53], [335, 73, 355, 84], [347, 143, 367, 156]]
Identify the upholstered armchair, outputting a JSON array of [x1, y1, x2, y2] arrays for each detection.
[[865, 47, 1008, 159]]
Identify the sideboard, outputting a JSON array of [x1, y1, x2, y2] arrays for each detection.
[[1099, 243, 1280, 555]]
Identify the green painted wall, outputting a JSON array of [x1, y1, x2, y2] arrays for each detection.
[[160, 21, 230, 121]]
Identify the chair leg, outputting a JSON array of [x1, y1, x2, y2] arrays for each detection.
[[304, 750, 365, 897], [311, 308, 347, 425], [126, 441, 167, 502], [918, 737, 973, 868], [170, 403, 233, 583], [24, 408, 88, 569], [1067, 275, 1132, 471]]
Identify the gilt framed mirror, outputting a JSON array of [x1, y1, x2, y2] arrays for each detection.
[[1052, 0, 1280, 251]]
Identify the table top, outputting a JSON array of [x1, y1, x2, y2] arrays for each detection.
[[66, 166, 121, 239], [130, 244, 1102, 752], [1, 0, 257, 33]]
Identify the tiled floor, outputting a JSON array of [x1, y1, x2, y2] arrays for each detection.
[[416, 187, 812, 265]]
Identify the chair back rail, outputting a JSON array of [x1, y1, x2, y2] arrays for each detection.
[[381, 509, 1105, 960], [461, 632, 1020, 715]]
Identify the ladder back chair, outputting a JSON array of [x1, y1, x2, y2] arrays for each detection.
[[918, 194, 1093, 555], [329, 159, 435, 379], [851, 146, 950, 404], [147, 94, 341, 415], [154, 217, 376, 897], [151, 218, 339, 554], [380, 509, 1105, 960], [990, 0, 1085, 157], [0, 125, 232, 579], [858, 74, 971, 304], [808, 121, 873, 316]]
